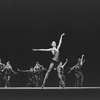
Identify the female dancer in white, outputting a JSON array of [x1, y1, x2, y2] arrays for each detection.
[[32, 33, 65, 88]]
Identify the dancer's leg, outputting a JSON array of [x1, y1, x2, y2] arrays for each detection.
[[80, 72, 84, 86], [42, 62, 54, 88], [29, 77, 35, 86], [7, 76, 10, 87], [57, 68, 65, 88], [62, 74, 66, 86], [40, 73, 43, 86], [75, 73, 79, 87], [5, 75, 7, 87], [0, 74, 2, 86], [35, 75, 39, 87], [76, 74, 79, 87]]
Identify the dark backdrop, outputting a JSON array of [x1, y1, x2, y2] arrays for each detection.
[[0, 0, 100, 87]]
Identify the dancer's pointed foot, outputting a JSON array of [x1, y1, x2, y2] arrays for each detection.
[[5, 85, 7, 88], [63, 84, 65, 89], [61, 81, 65, 89], [41, 83, 45, 89]]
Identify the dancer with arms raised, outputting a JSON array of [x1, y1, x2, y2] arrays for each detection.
[[56, 58, 68, 88], [2, 61, 17, 87], [32, 33, 65, 88], [68, 55, 85, 87]]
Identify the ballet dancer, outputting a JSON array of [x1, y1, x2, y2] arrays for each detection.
[[33, 62, 47, 87], [2, 61, 17, 87], [32, 33, 65, 88], [17, 67, 35, 87], [0, 59, 5, 87], [56, 58, 68, 88], [68, 55, 85, 87]]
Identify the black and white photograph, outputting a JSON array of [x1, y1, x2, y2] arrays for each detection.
[[0, 0, 100, 99]]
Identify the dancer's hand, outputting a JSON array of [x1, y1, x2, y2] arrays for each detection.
[[17, 68, 19, 71], [68, 68, 72, 73], [69, 67, 72, 70], [15, 72, 18, 74], [32, 49, 37, 51], [61, 33, 65, 36], [66, 58, 68, 62], [82, 54, 84, 57]]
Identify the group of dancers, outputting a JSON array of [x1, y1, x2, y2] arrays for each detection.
[[17, 62, 47, 87], [32, 33, 85, 88], [0, 33, 85, 88], [0, 60, 47, 87]]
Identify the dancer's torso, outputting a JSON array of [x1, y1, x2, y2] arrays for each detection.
[[57, 66, 64, 74], [75, 65, 82, 74], [0, 64, 4, 73], [4, 68, 11, 75], [51, 48, 59, 62], [34, 66, 43, 75], [28, 71, 34, 79]]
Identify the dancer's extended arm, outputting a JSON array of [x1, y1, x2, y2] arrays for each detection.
[[32, 48, 52, 52], [80, 55, 84, 62], [80, 55, 85, 65], [68, 64, 78, 73], [57, 33, 65, 50], [11, 67, 17, 74], [17, 68, 29, 72], [82, 59, 85, 64], [41, 66, 47, 71], [1, 66, 6, 72], [62, 59, 68, 68]]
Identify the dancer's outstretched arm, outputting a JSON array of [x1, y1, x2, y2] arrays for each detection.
[[82, 59, 85, 64], [57, 33, 65, 50], [62, 59, 68, 68], [41, 66, 47, 71], [80, 55, 85, 65], [80, 54, 84, 62], [1, 66, 6, 72], [32, 48, 52, 52], [11, 67, 17, 74], [80, 59, 85, 66], [68, 64, 77, 73], [17, 68, 29, 72]]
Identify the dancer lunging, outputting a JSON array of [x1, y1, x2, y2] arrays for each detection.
[[32, 33, 65, 88], [17, 67, 35, 87], [34, 62, 47, 87]]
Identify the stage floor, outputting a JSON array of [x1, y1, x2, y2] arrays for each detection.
[[0, 87, 100, 89]]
